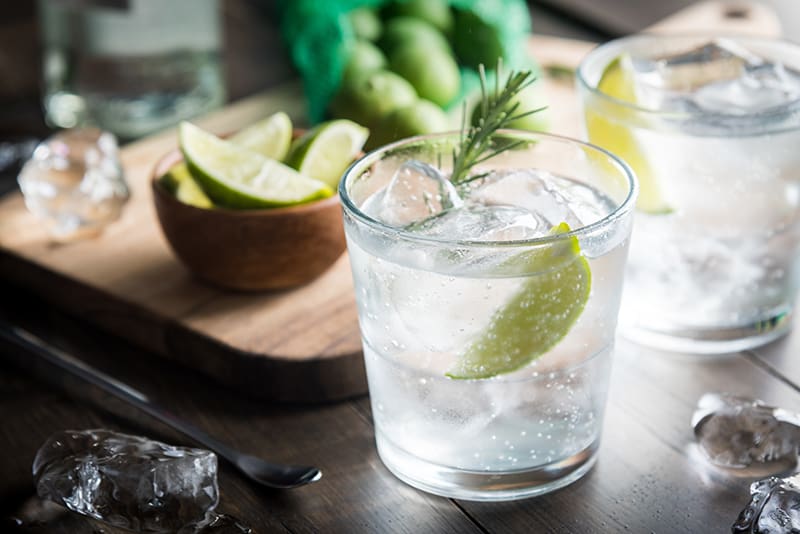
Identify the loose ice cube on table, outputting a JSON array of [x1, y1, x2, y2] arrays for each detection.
[[17, 128, 129, 241], [692, 393, 800, 471], [33, 429, 219, 533], [361, 160, 462, 227], [732, 475, 800, 533]]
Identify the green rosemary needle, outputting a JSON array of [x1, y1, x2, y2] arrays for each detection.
[[450, 66, 544, 186]]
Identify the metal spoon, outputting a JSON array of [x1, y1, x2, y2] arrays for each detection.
[[0, 322, 321, 489]]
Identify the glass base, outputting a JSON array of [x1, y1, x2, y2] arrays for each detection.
[[375, 432, 598, 501], [620, 310, 793, 355]]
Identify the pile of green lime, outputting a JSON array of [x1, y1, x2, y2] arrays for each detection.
[[158, 113, 368, 209], [330, 0, 544, 149]]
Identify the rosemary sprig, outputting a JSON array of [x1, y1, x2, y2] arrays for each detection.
[[450, 66, 544, 186]]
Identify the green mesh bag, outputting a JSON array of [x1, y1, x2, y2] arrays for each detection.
[[276, 0, 537, 123]]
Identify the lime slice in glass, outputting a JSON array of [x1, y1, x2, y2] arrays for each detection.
[[447, 223, 591, 379], [160, 163, 214, 208], [286, 120, 369, 189], [228, 111, 293, 161], [180, 122, 332, 209], [586, 56, 672, 214]]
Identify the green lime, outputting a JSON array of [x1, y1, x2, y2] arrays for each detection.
[[452, 10, 504, 69], [379, 17, 450, 56], [179, 122, 332, 209], [389, 44, 460, 107], [228, 111, 292, 161], [367, 99, 451, 149], [382, 0, 454, 36], [342, 40, 387, 86], [329, 69, 418, 126], [587, 56, 671, 214], [159, 163, 214, 209], [349, 7, 382, 41], [285, 119, 369, 188], [507, 85, 549, 131], [447, 223, 591, 379]]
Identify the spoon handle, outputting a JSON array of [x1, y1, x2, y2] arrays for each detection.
[[0, 322, 244, 456]]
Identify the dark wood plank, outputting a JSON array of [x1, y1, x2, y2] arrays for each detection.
[[532, 0, 695, 36], [0, 86, 367, 403], [451, 342, 800, 532], [0, 287, 481, 533], [745, 316, 800, 392], [1, 2, 794, 532]]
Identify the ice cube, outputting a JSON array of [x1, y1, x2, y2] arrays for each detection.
[[632, 40, 751, 88], [17, 128, 129, 241], [464, 169, 607, 230], [33, 429, 219, 533], [629, 38, 800, 115], [692, 393, 800, 471], [629, 39, 751, 109], [411, 204, 548, 241], [692, 60, 800, 114], [732, 475, 800, 533], [361, 159, 462, 227]]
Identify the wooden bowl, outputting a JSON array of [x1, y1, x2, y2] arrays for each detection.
[[152, 149, 346, 291]]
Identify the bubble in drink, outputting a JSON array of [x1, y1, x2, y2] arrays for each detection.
[[342, 131, 635, 499]]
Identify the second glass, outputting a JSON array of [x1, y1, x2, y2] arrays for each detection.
[[578, 35, 800, 353], [340, 131, 636, 500]]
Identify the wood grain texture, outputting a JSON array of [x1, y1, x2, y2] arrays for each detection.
[[0, 84, 364, 403], [0, 3, 795, 532], [533, 0, 780, 37], [0, 1, 781, 406], [6, 289, 797, 532]]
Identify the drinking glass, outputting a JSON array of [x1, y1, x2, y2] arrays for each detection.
[[578, 35, 800, 353], [340, 130, 636, 500], [39, 0, 225, 140]]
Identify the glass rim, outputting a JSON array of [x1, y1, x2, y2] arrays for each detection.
[[338, 129, 638, 249], [576, 32, 800, 121]]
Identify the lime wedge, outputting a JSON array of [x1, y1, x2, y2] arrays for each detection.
[[586, 56, 672, 214], [159, 163, 214, 208], [447, 223, 591, 379], [228, 111, 293, 161], [286, 120, 369, 189], [179, 122, 332, 209]]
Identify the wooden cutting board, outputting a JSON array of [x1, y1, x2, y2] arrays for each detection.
[[0, 1, 779, 402]]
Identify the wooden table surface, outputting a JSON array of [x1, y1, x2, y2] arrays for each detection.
[[1, 1, 797, 533], [5, 275, 800, 533]]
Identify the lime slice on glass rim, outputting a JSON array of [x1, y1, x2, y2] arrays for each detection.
[[447, 223, 592, 380], [228, 111, 293, 161], [286, 119, 369, 189], [586, 56, 672, 214], [179, 122, 332, 209]]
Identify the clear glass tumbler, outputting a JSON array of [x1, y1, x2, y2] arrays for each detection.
[[38, 0, 225, 140], [578, 35, 800, 353], [340, 130, 637, 501]]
